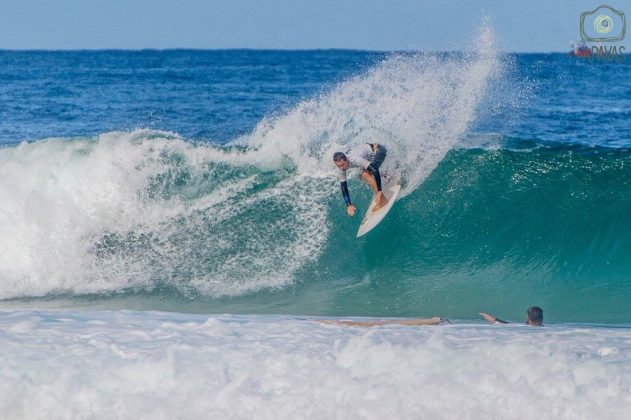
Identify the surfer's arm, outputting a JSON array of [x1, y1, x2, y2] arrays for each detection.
[[366, 164, 382, 192], [340, 181, 356, 216], [340, 181, 352, 206], [479, 312, 509, 324]]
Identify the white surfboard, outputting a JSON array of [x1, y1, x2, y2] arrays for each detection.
[[356, 179, 401, 237]]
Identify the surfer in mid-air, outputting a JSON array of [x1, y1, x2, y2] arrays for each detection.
[[333, 143, 388, 216]]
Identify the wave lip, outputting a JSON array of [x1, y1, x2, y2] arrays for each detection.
[[243, 24, 500, 198]]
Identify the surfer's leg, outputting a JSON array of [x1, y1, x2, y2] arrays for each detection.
[[370, 145, 387, 170], [360, 169, 378, 193], [369, 145, 389, 210], [361, 170, 389, 212]]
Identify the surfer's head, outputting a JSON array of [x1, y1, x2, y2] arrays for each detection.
[[526, 306, 543, 326], [333, 152, 349, 170]]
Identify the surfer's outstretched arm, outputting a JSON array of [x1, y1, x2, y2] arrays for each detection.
[[479, 312, 509, 324], [340, 181, 356, 216], [480, 307, 544, 326]]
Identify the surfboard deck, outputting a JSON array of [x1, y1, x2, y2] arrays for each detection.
[[356, 179, 401, 237], [317, 317, 444, 327]]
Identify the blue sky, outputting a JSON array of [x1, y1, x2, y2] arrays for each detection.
[[0, 0, 626, 51]]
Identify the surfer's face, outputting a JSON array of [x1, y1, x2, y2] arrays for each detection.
[[334, 159, 349, 171]]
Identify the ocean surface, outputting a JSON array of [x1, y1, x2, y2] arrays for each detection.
[[1, 27, 630, 418]]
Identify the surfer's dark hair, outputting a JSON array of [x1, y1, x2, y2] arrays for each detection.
[[333, 152, 347, 162], [527, 306, 543, 325]]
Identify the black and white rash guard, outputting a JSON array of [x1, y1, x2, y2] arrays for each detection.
[[337, 143, 383, 206]]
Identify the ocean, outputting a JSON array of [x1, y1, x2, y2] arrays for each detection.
[[1, 27, 630, 418]]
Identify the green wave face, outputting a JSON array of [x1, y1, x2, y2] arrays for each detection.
[[309, 144, 630, 323]]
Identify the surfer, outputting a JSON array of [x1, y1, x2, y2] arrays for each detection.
[[479, 306, 544, 326], [333, 143, 388, 216]]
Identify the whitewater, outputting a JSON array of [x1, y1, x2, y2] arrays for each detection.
[[2, 311, 631, 419]]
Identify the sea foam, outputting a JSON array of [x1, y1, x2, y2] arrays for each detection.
[[0, 310, 629, 420]]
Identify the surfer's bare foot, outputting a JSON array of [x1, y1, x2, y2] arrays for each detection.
[[372, 196, 388, 212]]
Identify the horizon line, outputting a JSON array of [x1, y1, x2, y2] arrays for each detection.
[[0, 47, 577, 54]]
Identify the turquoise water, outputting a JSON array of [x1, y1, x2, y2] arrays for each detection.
[[1, 45, 629, 322]]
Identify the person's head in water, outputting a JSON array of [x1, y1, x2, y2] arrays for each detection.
[[527, 306, 544, 326], [333, 152, 349, 171]]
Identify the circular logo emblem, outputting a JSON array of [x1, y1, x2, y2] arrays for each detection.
[[593, 14, 614, 34]]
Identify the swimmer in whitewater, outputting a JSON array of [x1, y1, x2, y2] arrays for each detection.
[[333, 143, 388, 216], [479, 306, 544, 326]]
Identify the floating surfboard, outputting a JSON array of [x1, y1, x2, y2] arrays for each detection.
[[356, 178, 401, 237]]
